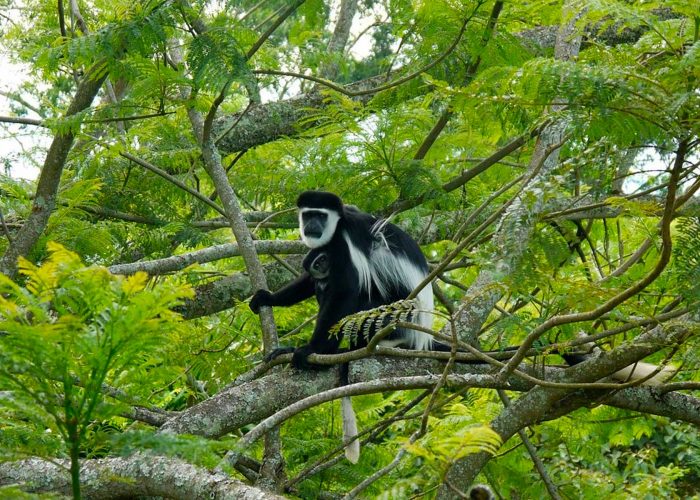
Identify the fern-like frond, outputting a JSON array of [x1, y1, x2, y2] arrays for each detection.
[[330, 299, 421, 345], [187, 25, 247, 92], [673, 217, 700, 300]]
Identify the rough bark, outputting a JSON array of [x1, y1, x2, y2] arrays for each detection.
[[159, 328, 700, 441], [0, 453, 283, 499], [214, 74, 388, 156], [108, 240, 306, 276], [176, 257, 301, 320], [158, 358, 531, 438]]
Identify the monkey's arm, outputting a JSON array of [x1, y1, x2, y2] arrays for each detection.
[[249, 272, 316, 313], [291, 292, 360, 369]]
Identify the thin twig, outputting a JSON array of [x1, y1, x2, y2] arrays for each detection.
[[253, 4, 480, 98], [0, 90, 43, 116], [656, 382, 700, 395], [0, 208, 13, 243], [498, 391, 562, 500], [238, 0, 267, 22], [286, 390, 431, 489], [119, 150, 227, 217], [453, 174, 525, 242], [0, 115, 45, 126], [246, 0, 305, 60]]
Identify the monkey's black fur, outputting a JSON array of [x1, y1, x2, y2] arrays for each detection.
[[250, 191, 435, 369]]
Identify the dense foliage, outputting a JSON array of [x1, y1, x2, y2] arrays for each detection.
[[0, 0, 699, 498]]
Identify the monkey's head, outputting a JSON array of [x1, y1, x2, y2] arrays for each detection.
[[297, 191, 343, 248], [303, 250, 330, 280]]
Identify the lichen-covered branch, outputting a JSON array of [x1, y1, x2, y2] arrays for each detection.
[[0, 452, 284, 499], [108, 240, 306, 276], [160, 336, 700, 441], [223, 371, 500, 469], [176, 257, 301, 320]]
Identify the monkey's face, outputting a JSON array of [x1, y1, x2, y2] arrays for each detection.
[[299, 208, 340, 248], [307, 252, 330, 280]]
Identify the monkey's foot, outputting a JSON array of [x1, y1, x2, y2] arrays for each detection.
[[263, 346, 295, 362]]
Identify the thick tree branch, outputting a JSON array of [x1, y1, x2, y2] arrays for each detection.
[[160, 336, 700, 442], [158, 358, 530, 438], [108, 240, 306, 276], [0, 453, 283, 499], [224, 372, 501, 468], [176, 257, 301, 320]]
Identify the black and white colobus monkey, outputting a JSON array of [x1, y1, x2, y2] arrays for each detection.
[[249, 192, 677, 462], [249, 191, 435, 463], [250, 190, 435, 368]]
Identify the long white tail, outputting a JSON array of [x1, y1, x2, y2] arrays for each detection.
[[613, 361, 677, 386], [569, 333, 677, 386], [341, 396, 360, 464]]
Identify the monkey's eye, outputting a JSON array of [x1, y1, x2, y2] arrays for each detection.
[[302, 211, 327, 223]]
